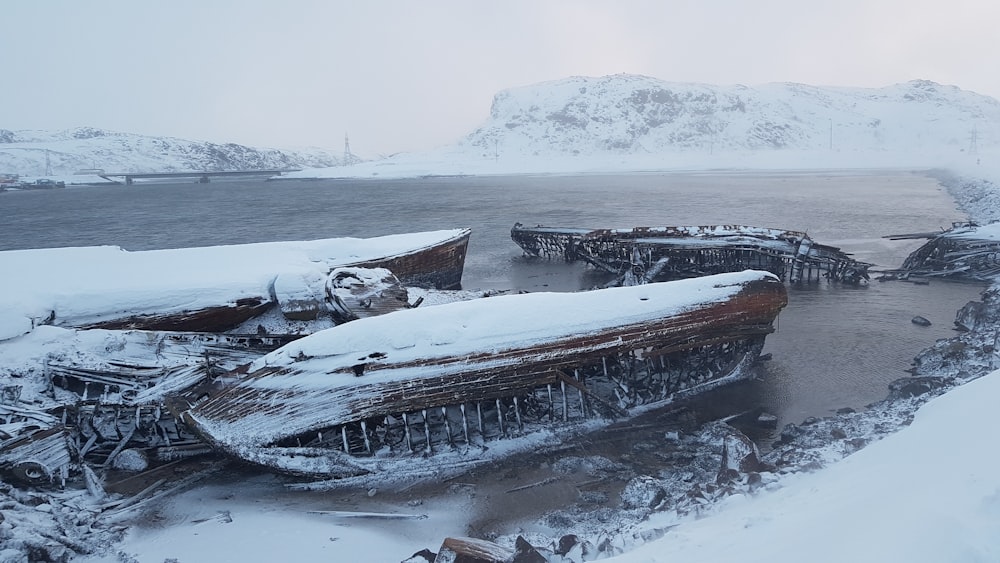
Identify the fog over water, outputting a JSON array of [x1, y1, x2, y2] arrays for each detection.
[[0, 171, 982, 434]]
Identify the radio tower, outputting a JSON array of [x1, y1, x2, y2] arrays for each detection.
[[969, 126, 979, 156], [343, 133, 355, 165]]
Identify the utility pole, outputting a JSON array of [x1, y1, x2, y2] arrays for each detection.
[[828, 119, 833, 150], [45, 149, 52, 176]]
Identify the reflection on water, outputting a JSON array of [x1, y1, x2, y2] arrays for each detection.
[[0, 171, 984, 440]]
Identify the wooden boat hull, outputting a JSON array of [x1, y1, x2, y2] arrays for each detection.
[[176, 271, 788, 477], [0, 228, 471, 339], [343, 228, 470, 290]]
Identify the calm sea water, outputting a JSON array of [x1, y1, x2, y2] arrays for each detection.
[[0, 171, 982, 437]]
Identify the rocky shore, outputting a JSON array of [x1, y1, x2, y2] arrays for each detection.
[[395, 169, 1000, 562]]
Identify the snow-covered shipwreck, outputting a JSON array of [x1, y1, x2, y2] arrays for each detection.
[[885, 221, 1000, 282], [0, 228, 471, 340], [1, 269, 786, 482], [511, 223, 871, 285]]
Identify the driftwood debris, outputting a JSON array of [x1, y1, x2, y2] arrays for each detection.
[[511, 223, 871, 285], [505, 476, 560, 494], [307, 510, 428, 520], [436, 537, 515, 563]]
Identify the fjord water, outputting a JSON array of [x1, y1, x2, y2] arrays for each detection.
[[0, 171, 980, 435]]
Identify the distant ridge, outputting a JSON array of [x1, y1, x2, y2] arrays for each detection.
[[5, 77, 998, 178], [457, 75, 1000, 158], [0, 127, 340, 176]]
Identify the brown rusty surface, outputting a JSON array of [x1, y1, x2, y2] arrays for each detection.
[[77, 297, 272, 332], [345, 228, 471, 289]]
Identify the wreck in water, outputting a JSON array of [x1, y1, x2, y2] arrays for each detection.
[[511, 223, 871, 285], [885, 221, 1000, 282], [171, 270, 787, 478]]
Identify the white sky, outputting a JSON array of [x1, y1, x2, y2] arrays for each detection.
[[3, 0, 998, 157]]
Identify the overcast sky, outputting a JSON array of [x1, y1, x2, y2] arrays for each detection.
[[3, 0, 997, 157]]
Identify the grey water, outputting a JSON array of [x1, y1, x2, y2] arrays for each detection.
[[0, 170, 981, 440]]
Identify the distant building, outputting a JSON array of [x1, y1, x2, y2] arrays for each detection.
[[0, 173, 21, 188]]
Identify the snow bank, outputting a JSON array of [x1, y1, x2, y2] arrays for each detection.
[[610, 368, 1000, 563]]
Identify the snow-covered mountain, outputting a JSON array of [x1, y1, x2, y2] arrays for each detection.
[[0, 127, 340, 176], [458, 75, 1000, 158]]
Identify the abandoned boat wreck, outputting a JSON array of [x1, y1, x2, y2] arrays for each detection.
[[885, 221, 1000, 281], [511, 223, 871, 285], [0, 328, 298, 485], [0, 228, 470, 340], [173, 270, 788, 478]]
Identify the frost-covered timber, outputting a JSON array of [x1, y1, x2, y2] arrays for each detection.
[[0, 329, 296, 486], [0, 228, 470, 341], [886, 221, 1000, 281], [511, 223, 871, 285], [175, 270, 788, 477]]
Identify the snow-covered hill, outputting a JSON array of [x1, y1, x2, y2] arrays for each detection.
[[459, 75, 999, 158], [0, 127, 340, 176]]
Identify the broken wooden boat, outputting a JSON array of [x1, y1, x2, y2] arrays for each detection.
[[0, 228, 470, 340], [884, 221, 1000, 281], [0, 329, 297, 485], [173, 270, 788, 478], [511, 223, 871, 285]]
